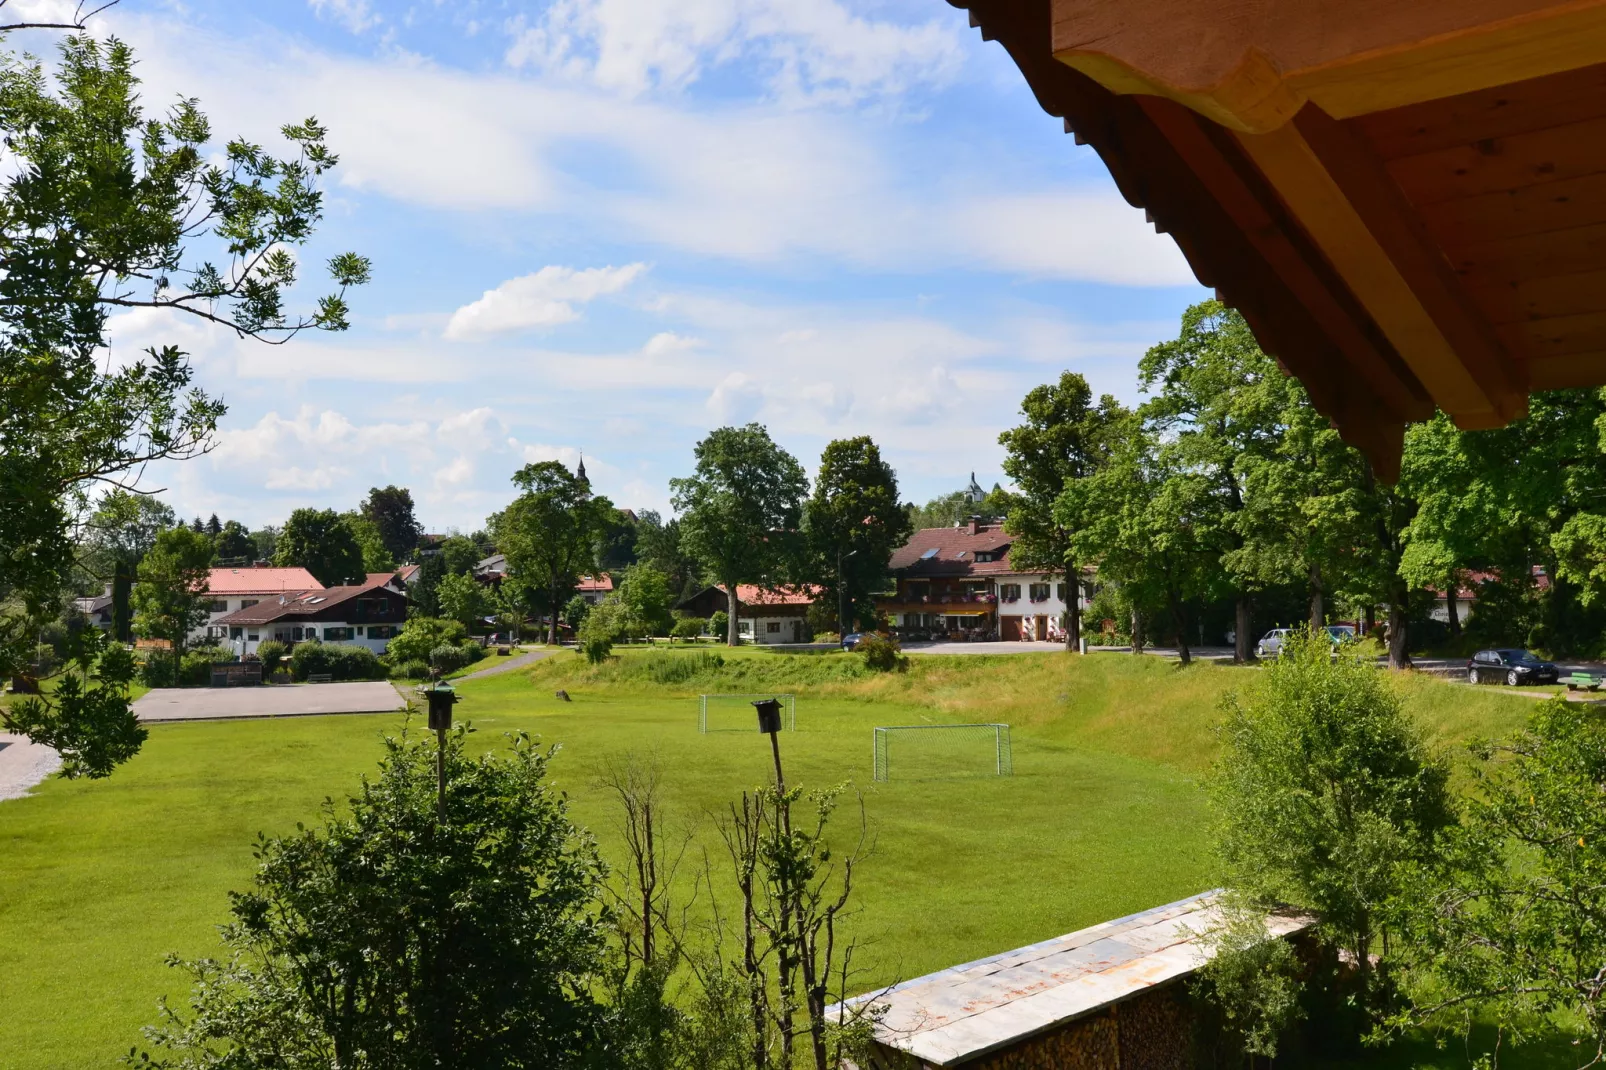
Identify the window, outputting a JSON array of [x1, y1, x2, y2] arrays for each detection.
[[975, 551, 994, 562], [739, 620, 752, 633], [247, 633, 259, 642], [1000, 584, 1021, 602], [369, 625, 399, 640], [229, 627, 243, 639], [1057, 583, 1068, 601], [1029, 583, 1050, 602], [766, 621, 781, 633], [240, 599, 258, 609], [919, 547, 940, 560], [324, 627, 354, 641], [208, 599, 228, 613], [292, 627, 304, 641]]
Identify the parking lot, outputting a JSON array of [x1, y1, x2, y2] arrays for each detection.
[[132, 681, 407, 723]]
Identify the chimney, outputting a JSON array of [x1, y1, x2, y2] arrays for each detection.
[[968, 517, 980, 536]]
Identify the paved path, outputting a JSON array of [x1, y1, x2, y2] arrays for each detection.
[[133, 681, 405, 723], [455, 647, 556, 682], [0, 732, 61, 801]]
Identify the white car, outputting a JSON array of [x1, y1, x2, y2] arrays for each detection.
[[1256, 628, 1290, 657]]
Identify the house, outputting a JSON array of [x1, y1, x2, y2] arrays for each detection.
[[576, 574, 614, 605], [473, 553, 507, 581], [835, 891, 1311, 1068], [879, 519, 1088, 642], [394, 563, 421, 588], [677, 584, 822, 644], [211, 573, 409, 657], [195, 566, 323, 644], [72, 587, 115, 630]]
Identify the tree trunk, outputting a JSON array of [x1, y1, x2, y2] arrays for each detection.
[[1130, 607, 1145, 655], [1445, 576, 1461, 639], [1363, 602, 1375, 635], [1064, 569, 1081, 652], [1234, 598, 1251, 663], [727, 583, 741, 647], [112, 561, 133, 642], [1387, 583, 1411, 670], [1171, 592, 1192, 666], [548, 578, 560, 645], [1308, 562, 1325, 633]]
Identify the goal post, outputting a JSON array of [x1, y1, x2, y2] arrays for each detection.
[[698, 693, 797, 733], [872, 724, 1012, 782]]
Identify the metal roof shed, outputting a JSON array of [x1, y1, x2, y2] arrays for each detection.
[[840, 891, 1311, 1069]]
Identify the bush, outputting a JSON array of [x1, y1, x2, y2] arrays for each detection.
[[429, 644, 473, 674], [857, 633, 906, 673], [393, 659, 431, 680], [139, 651, 176, 688], [577, 609, 616, 665], [709, 610, 729, 640], [290, 643, 386, 682], [254, 639, 288, 670], [564, 594, 591, 633], [388, 617, 470, 665], [641, 651, 725, 684], [182, 645, 233, 686], [670, 616, 706, 641], [461, 642, 488, 665], [32, 642, 57, 676]]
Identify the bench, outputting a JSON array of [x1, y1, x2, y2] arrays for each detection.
[[1567, 672, 1601, 692], [307, 673, 333, 684]]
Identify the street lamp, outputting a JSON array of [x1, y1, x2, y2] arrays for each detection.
[[423, 683, 458, 822], [837, 547, 858, 638]]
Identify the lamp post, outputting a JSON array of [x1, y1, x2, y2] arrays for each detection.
[[424, 683, 458, 822], [751, 697, 786, 792], [837, 547, 858, 638]]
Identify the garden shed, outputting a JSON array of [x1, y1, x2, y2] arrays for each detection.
[[841, 891, 1310, 1069]]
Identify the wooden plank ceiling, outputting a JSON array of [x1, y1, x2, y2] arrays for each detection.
[[953, 0, 1606, 479]]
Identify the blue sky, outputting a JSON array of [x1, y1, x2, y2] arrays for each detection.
[[78, 0, 1207, 531]]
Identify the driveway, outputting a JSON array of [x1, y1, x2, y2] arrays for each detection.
[[0, 733, 61, 801], [903, 641, 1238, 659], [456, 647, 556, 681], [133, 681, 406, 723]]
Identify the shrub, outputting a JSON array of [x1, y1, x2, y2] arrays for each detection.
[[393, 659, 431, 680], [181, 645, 233, 686], [461, 642, 488, 665], [253, 639, 289, 671], [670, 616, 706, 641], [858, 634, 905, 673], [564, 594, 591, 633], [430, 644, 472, 675], [577, 608, 617, 664], [709, 610, 729, 640], [290, 643, 386, 682], [139, 651, 176, 688], [641, 650, 725, 684], [388, 617, 470, 665], [32, 642, 57, 676]]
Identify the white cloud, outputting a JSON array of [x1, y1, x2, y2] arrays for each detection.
[[265, 465, 343, 491], [643, 331, 700, 355], [308, 0, 380, 34], [504, 0, 964, 105], [706, 371, 765, 424], [444, 263, 648, 339]]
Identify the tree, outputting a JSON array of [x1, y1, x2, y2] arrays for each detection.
[[613, 564, 674, 638], [440, 533, 484, 578], [411, 552, 446, 618], [342, 509, 395, 573], [361, 485, 423, 564], [1390, 699, 1606, 1062], [0, 35, 366, 674], [250, 526, 279, 563], [635, 511, 700, 601], [998, 373, 1122, 650], [492, 462, 615, 645], [212, 520, 255, 564], [671, 425, 807, 646], [204, 514, 221, 538], [134, 729, 609, 1068], [1, 628, 146, 779], [132, 526, 215, 683], [437, 571, 490, 633], [1139, 301, 1292, 663], [80, 489, 174, 641], [1210, 630, 1453, 1015], [598, 509, 641, 573], [275, 508, 364, 587], [804, 437, 910, 634]]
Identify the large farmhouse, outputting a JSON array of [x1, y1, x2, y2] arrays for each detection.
[[878, 519, 1086, 643], [677, 584, 821, 644], [211, 573, 408, 657], [195, 566, 322, 644]]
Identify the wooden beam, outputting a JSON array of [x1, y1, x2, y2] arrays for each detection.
[[1231, 104, 1527, 422], [1051, 0, 1606, 134], [1137, 96, 1431, 422]]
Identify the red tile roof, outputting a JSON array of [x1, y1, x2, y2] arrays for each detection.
[[206, 567, 322, 594], [213, 573, 401, 626], [889, 525, 1015, 578], [577, 574, 614, 592]]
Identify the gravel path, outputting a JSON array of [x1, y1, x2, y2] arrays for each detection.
[[455, 647, 556, 682], [0, 733, 62, 801]]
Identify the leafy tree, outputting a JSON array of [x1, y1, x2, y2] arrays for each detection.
[[613, 564, 674, 638], [134, 729, 609, 1069], [1139, 301, 1292, 663], [564, 594, 592, 632], [361, 485, 423, 564], [998, 373, 1122, 649], [212, 520, 255, 565], [1390, 700, 1606, 1061], [1210, 630, 1453, 1014], [1058, 413, 1215, 664], [671, 424, 807, 646], [598, 509, 641, 573], [492, 462, 616, 645], [342, 509, 395, 573], [635, 510, 700, 601], [132, 526, 215, 685], [387, 616, 470, 665], [440, 533, 484, 578], [275, 508, 364, 587], [250, 526, 279, 562], [1, 629, 145, 779], [437, 571, 490, 633], [804, 437, 910, 634], [204, 514, 221, 538], [411, 552, 446, 618], [80, 489, 175, 641], [0, 35, 366, 675]]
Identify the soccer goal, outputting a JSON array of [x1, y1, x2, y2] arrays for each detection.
[[872, 724, 1012, 782], [698, 693, 797, 733]]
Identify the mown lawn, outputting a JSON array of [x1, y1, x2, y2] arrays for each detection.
[[0, 648, 1548, 1068]]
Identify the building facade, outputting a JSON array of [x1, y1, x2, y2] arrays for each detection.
[[211, 574, 409, 657], [677, 584, 821, 644], [195, 566, 323, 644]]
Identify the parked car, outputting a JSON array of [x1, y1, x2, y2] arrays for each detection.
[[1467, 648, 1559, 687], [841, 632, 865, 651], [1256, 628, 1291, 657], [1325, 624, 1358, 644]]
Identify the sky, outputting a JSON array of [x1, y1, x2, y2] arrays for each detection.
[[53, 0, 1208, 532]]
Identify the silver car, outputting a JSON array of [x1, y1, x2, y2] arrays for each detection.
[[1256, 628, 1291, 657]]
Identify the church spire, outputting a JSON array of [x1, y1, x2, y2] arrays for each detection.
[[577, 452, 587, 483]]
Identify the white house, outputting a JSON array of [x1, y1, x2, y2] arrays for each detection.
[[212, 574, 409, 657], [196, 566, 323, 644]]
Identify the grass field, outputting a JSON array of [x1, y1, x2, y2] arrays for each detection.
[[0, 648, 1552, 1068]]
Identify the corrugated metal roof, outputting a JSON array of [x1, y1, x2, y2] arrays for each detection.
[[837, 891, 1312, 1067]]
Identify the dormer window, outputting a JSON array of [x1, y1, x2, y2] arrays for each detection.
[[919, 548, 940, 560]]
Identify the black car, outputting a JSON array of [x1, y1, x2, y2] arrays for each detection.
[[1467, 648, 1559, 686]]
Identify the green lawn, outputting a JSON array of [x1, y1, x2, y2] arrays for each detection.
[[0, 648, 1548, 1068]]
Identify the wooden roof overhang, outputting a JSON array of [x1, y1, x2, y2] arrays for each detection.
[[954, 0, 1606, 479]]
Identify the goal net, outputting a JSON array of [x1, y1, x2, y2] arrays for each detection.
[[872, 724, 1013, 782], [699, 693, 797, 733]]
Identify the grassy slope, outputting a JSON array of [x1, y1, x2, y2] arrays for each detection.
[[0, 649, 1542, 1068]]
